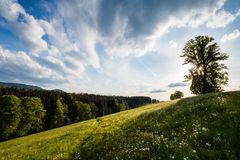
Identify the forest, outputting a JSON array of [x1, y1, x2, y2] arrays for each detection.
[[0, 86, 156, 141]]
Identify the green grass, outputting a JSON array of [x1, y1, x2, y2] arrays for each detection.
[[0, 100, 174, 159], [1, 91, 240, 159]]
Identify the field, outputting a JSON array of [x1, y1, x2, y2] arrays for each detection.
[[0, 91, 240, 159]]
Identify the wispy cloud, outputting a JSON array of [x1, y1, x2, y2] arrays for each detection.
[[220, 29, 240, 43], [0, 0, 239, 99], [169, 40, 178, 48], [139, 60, 157, 77], [0, 46, 66, 85], [0, 0, 48, 53], [168, 82, 189, 88], [150, 89, 167, 93]]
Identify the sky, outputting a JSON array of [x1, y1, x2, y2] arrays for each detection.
[[0, 0, 239, 100]]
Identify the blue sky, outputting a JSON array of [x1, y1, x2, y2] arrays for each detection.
[[0, 0, 239, 100]]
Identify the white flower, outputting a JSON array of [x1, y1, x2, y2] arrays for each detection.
[[174, 137, 177, 142], [212, 113, 217, 116], [206, 142, 211, 146], [170, 155, 175, 159]]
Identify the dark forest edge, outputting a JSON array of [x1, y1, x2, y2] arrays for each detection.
[[0, 85, 158, 141]]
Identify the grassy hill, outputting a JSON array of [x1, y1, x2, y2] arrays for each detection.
[[0, 91, 240, 159]]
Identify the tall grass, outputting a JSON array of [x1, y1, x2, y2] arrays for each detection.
[[0, 91, 239, 160], [74, 91, 240, 160]]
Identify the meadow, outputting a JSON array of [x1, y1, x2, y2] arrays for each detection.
[[0, 91, 240, 159]]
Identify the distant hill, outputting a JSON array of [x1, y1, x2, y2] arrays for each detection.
[[50, 89, 65, 92], [0, 82, 42, 90], [0, 82, 66, 92]]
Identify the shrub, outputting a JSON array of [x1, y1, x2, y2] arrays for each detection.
[[170, 90, 184, 100]]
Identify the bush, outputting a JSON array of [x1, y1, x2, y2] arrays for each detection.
[[170, 91, 184, 100]]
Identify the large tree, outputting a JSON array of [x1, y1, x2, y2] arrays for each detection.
[[52, 98, 70, 128], [0, 95, 21, 140], [72, 101, 93, 122], [181, 36, 228, 94], [17, 97, 46, 136]]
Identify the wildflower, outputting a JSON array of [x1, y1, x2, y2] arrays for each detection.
[[202, 127, 207, 132], [174, 137, 177, 142], [206, 142, 211, 146], [169, 155, 174, 159], [193, 150, 196, 153]]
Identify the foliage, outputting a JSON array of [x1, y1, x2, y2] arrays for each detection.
[[0, 95, 21, 140], [72, 101, 94, 122], [52, 98, 70, 128], [89, 102, 97, 118], [151, 99, 160, 103], [181, 35, 228, 94], [170, 90, 184, 100], [17, 97, 46, 136], [0, 87, 151, 141], [113, 98, 127, 112]]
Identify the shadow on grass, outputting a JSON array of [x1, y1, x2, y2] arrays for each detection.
[[72, 91, 240, 160]]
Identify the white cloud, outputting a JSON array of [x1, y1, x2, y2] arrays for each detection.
[[189, 0, 239, 29], [55, 0, 100, 68], [0, 46, 65, 84], [0, 0, 239, 98], [206, 10, 237, 28], [39, 19, 76, 53], [101, 0, 239, 59], [169, 40, 178, 48], [149, 0, 238, 38], [1, 0, 237, 62], [0, 0, 101, 83], [220, 29, 240, 43], [0, 0, 48, 53], [198, 0, 238, 28]]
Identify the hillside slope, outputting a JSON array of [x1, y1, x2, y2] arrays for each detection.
[[0, 91, 240, 159], [0, 82, 42, 90]]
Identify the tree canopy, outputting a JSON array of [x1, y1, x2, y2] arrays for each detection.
[[17, 97, 46, 136], [0, 87, 152, 141], [181, 36, 228, 94], [170, 91, 184, 100], [52, 98, 70, 128], [0, 95, 21, 140]]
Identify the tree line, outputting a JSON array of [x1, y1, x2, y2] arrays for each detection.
[[0, 87, 154, 141]]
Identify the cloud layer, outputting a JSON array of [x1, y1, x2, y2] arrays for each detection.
[[168, 83, 190, 88], [221, 29, 240, 42], [0, 46, 65, 85], [150, 89, 167, 93], [0, 0, 239, 98]]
